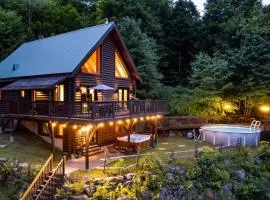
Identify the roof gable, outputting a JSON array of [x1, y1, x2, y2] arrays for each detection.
[[0, 23, 114, 79]]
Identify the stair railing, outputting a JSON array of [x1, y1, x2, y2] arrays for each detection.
[[20, 154, 54, 200], [34, 156, 66, 200]]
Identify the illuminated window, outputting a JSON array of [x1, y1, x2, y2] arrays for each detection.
[[115, 51, 128, 78], [58, 124, 66, 136], [89, 89, 95, 101], [81, 47, 101, 74], [54, 85, 64, 101], [21, 90, 25, 97]]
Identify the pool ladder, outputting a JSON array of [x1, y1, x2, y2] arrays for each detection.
[[250, 120, 261, 129]]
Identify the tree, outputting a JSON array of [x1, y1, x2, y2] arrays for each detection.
[[0, 7, 26, 60], [160, 0, 202, 86], [118, 17, 163, 99]]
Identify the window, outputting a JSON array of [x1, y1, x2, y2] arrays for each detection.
[[81, 47, 101, 74], [0, 90, 2, 100], [118, 88, 129, 101], [21, 90, 25, 97], [115, 51, 128, 78], [58, 124, 66, 136], [54, 85, 64, 101]]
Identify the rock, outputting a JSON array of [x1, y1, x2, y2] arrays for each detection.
[[18, 162, 29, 168], [105, 176, 123, 184], [0, 157, 8, 162], [159, 186, 184, 200], [224, 160, 232, 167], [93, 178, 104, 185], [166, 172, 174, 181], [204, 189, 214, 200], [123, 180, 133, 187], [83, 185, 96, 196], [234, 169, 246, 180], [141, 190, 153, 200], [0, 144, 7, 148], [117, 196, 129, 200], [125, 173, 135, 180], [222, 183, 233, 195], [70, 194, 88, 200]]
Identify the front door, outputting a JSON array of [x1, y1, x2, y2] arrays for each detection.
[[81, 86, 97, 113], [90, 131, 98, 145]]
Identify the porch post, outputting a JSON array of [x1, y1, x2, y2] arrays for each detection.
[[85, 130, 90, 170], [48, 121, 55, 159], [49, 90, 52, 116]]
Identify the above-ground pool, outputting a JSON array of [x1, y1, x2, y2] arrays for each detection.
[[200, 125, 261, 147]]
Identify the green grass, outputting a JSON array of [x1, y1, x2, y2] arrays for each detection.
[[107, 135, 206, 168], [0, 129, 62, 167]]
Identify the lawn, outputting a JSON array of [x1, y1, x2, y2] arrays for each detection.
[[0, 129, 62, 167], [106, 135, 206, 168]]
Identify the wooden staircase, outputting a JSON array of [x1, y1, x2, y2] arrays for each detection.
[[0, 115, 19, 135], [20, 154, 65, 200]]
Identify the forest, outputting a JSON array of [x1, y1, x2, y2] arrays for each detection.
[[1, 0, 270, 118]]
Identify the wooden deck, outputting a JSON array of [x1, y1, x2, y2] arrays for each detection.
[[0, 100, 167, 122]]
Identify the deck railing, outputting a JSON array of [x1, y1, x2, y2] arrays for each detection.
[[1, 100, 167, 120]]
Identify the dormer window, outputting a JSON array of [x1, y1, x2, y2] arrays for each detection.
[[115, 51, 128, 78], [81, 47, 101, 74]]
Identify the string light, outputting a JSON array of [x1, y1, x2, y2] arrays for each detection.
[[109, 121, 114, 126], [98, 123, 104, 127]]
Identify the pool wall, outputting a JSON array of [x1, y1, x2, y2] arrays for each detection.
[[200, 125, 260, 147]]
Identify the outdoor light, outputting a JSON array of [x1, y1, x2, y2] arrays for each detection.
[[224, 104, 232, 110], [151, 116, 155, 120], [260, 105, 270, 113], [117, 120, 122, 124], [73, 125, 77, 130], [109, 121, 114, 126], [52, 122, 57, 127], [98, 123, 104, 127], [88, 125, 93, 129], [140, 117, 144, 121], [146, 116, 150, 120], [125, 119, 130, 123], [133, 118, 138, 122], [156, 115, 161, 118]]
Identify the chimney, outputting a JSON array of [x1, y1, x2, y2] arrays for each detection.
[[105, 18, 109, 24], [12, 64, 19, 71]]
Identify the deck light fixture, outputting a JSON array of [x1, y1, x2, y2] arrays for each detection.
[[140, 117, 144, 121], [73, 125, 78, 130], [52, 122, 57, 127], [133, 118, 138, 122], [117, 120, 123, 124], [156, 115, 161, 118], [146, 116, 150, 120], [109, 121, 114, 126], [98, 123, 104, 127], [125, 119, 130, 123]]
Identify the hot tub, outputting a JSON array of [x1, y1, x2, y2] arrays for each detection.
[[117, 134, 151, 152], [200, 125, 261, 147]]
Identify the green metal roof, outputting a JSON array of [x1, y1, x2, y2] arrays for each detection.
[[0, 23, 115, 79]]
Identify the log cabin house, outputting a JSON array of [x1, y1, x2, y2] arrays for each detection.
[[0, 22, 167, 158]]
